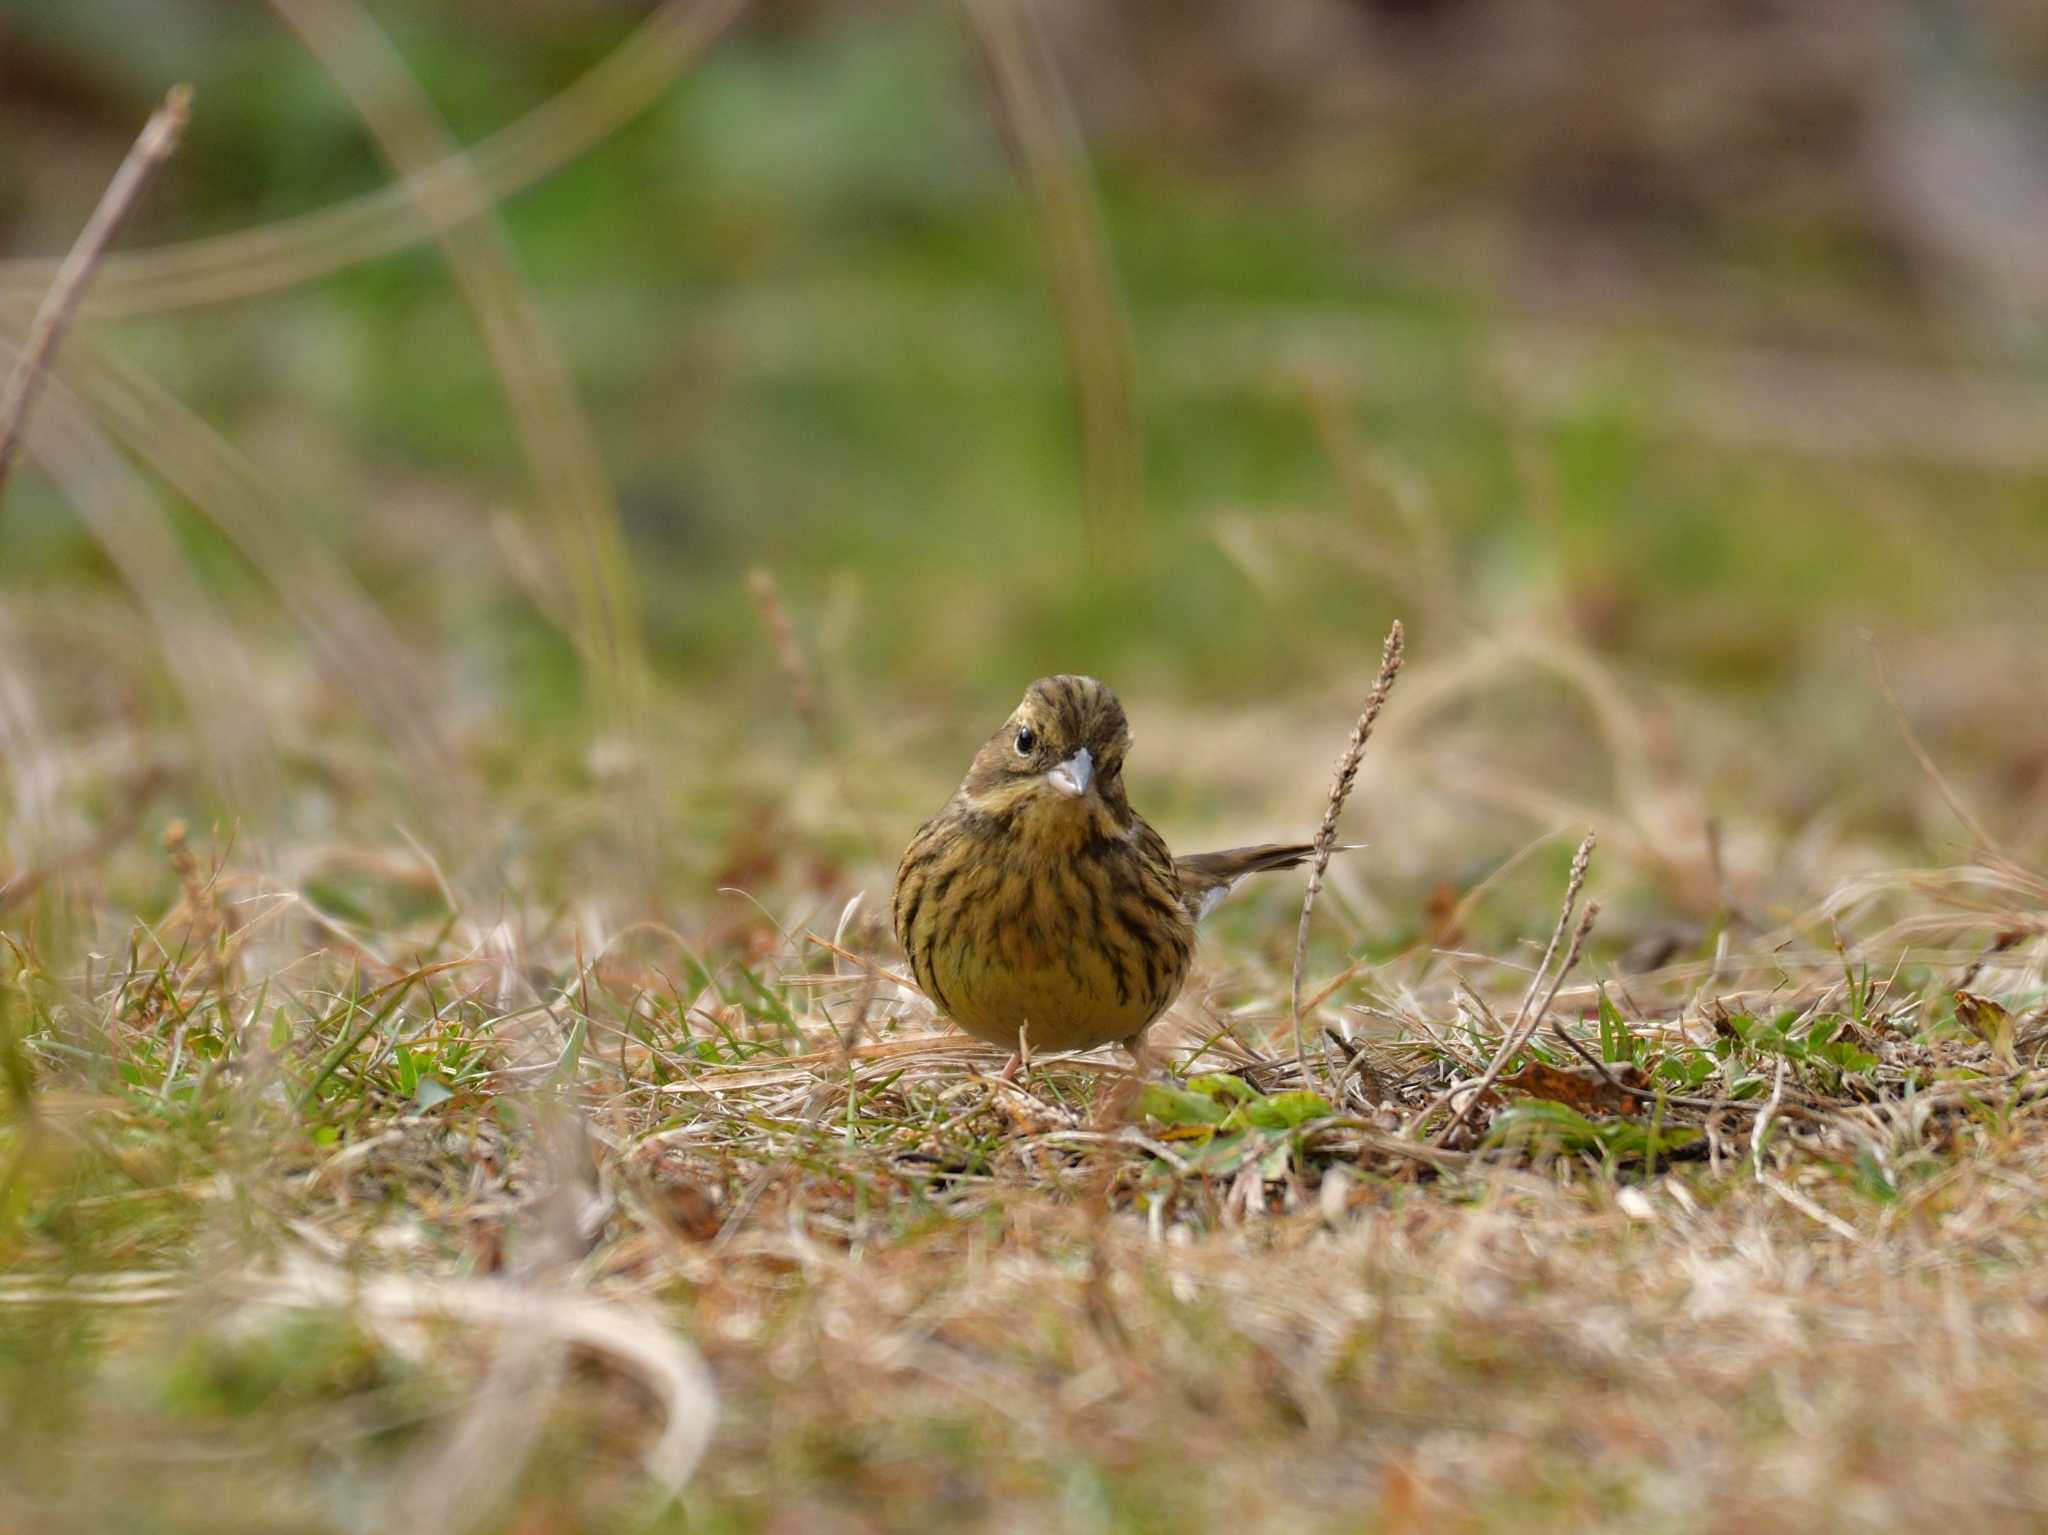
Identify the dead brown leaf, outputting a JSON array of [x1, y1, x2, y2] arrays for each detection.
[[1496, 1060, 1648, 1116]]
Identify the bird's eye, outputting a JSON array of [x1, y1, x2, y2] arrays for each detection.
[[1014, 726, 1036, 756]]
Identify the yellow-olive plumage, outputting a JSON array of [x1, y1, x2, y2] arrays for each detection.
[[894, 675, 1321, 1055]]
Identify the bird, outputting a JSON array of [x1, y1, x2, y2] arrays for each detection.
[[893, 674, 1332, 1069]]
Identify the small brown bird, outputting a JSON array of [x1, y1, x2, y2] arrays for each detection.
[[893, 675, 1328, 1066]]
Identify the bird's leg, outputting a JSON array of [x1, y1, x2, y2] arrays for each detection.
[[1088, 1033, 1156, 1129], [997, 1023, 1034, 1085], [1120, 1031, 1162, 1081]]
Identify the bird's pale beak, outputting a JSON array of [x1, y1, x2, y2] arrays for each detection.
[[1045, 747, 1094, 799]]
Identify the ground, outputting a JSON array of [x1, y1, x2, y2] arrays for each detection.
[[6, 668, 2048, 1532]]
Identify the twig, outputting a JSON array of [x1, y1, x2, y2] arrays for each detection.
[[1292, 620, 1406, 1091], [0, 85, 191, 506]]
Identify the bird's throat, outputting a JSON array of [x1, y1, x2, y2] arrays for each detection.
[[968, 780, 1123, 855], [1016, 787, 1124, 854]]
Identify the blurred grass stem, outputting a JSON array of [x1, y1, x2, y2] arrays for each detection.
[[967, 0, 1143, 565], [0, 85, 189, 513]]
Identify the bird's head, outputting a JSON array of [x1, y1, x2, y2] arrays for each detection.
[[959, 674, 1135, 832]]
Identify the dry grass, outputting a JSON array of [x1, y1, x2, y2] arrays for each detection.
[[6, 757, 2048, 1531], [1291, 617, 1405, 1087]]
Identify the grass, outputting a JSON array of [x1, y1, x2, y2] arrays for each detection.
[[7, 3, 2048, 1530], [6, 706, 2048, 1531]]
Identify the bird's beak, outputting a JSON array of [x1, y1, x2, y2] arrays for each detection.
[[1045, 747, 1094, 799]]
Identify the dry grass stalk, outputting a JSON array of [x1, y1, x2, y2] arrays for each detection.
[[821, 902, 886, 1128], [1752, 1056, 1789, 1180], [271, 0, 645, 720], [1299, 367, 1459, 628], [1511, 830, 1597, 1039], [0, 763, 164, 919], [248, 1257, 717, 1498], [0, 84, 190, 506], [1304, 824, 1569, 1009], [1866, 635, 2003, 859], [1533, 900, 1599, 1027], [20, 371, 282, 808], [802, 931, 917, 993], [746, 570, 891, 861], [965, 0, 1142, 559], [1429, 832, 1598, 1146], [747, 569, 821, 735], [0, 2, 748, 318], [1291, 619, 1406, 1087], [36, 333, 477, 847]]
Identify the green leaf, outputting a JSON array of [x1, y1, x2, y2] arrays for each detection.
[[412, 1075, 454, 1111], [1488, 1100, 1602, 1149], [1851, 1148, 1897, 1204], [1603, 1120, 1698, 1159], [1237, 1090, 1334, 1130], [1139, 1085, 1230, 1126], [1656, 1053, 1715, 1089], [1813, 1041, 1879, 1074], [1257, 1138, 1293, 1181], [1597, 987, 1631, 1064], [1185, 1073, 1257, 1104], [1485, 1101, 1697, 1159], [1177, 1132, 1255, 1175]]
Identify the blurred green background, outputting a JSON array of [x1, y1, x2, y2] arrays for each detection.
[[5, 0, 2048, 925]]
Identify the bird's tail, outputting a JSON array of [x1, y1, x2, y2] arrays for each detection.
[[1174, 841, 1362, 919]]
